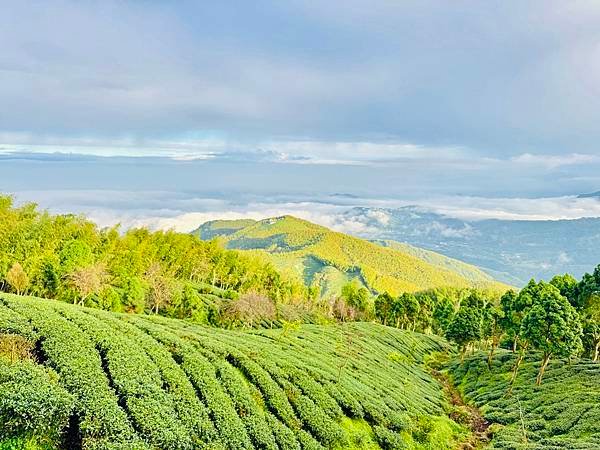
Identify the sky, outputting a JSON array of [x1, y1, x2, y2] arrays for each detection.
[[2, 1, 600, 230]]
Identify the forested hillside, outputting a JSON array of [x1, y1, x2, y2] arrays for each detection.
[[195, 216, 507, 297], [0, 196, 306, 322], [0, 294, 466, 450]]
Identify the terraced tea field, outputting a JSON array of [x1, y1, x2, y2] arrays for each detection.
[[449, 351, 600, 449], [0, 294, 466, 449]]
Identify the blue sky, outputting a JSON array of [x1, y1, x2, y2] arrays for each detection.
[[2, 1, 600, 229]]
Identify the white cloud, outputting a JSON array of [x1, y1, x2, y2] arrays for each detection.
[[12, 189, 600, 238], [511, 153, 600, 169], [417, 195, 600, 221]]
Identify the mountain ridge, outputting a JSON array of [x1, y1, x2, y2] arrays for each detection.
[[195, 215, 508, 297]]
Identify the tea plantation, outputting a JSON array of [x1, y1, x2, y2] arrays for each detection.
[[449, 351, 600, 449], [0, 293, 467, 450]]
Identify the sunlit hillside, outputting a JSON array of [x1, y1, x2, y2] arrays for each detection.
[[195, 216, 508, 297]]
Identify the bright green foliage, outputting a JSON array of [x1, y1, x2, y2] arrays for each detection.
[[444, 292, 494, 358], [575, 264, 600, 360], [521, 283, 583, 384], [0, 359, 73, 445], [0, 293, 466, 449], [394, 293, 420, 330], [341, 281, 370, 314], [0, 197, 305, 320], [374, 293, 393, 326], [2, 300, 146, 449], [445, 308, 482, 358], [576, 264, 600, 306], [450, 351, 600, 449], [197, 216, 508, 297], [498, 290, 519, 350], [549, 273, 578, 304]]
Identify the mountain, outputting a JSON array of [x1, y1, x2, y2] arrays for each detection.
[[578, 191, 600, 198], [0, 293, 464, 449], [195, 216, 507, 297], [338, 207, 600, 286]]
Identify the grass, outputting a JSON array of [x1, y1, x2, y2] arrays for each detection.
[[197, 216, 507, 297], [0, 293, 467, 450], [448, 350, 600, 449]]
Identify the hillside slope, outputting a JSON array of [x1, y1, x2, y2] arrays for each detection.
[[0, 293, 467, 450], [449, 352, 600, 449], [196, 216, 506, 297]]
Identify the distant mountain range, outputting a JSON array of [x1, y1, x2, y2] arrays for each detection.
[[578, 191, 600, 198], [337, 207, 600, 286], [195, 216, 508, 297]]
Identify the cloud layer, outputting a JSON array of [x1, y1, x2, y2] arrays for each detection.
[[3, 1, 600, 158]]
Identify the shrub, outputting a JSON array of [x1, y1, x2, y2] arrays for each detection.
[[0, 359, 73, 444]]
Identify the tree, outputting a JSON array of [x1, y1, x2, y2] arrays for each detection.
[[484, 305, 504, 368], [374, 292, 393, 326], [117, 275, 146, 314], [432, 296, 455, 335], [573, 266, 600, 361], [499, 290, 519, 351], [177, 283, 207, 323], [582, 319, 600, 362], [67, 262, 108, 306], [446, 306, 483, 362], [390, 295, 405, 328], [500, 286, 539, 393], [341, 281, 370, 313], [59, 240, 93, 274], [37, 258, 59, 297], [577, 265, 600, 308], [521, 283, 582, 385], [6, 262, 29, 295], [400, 293, 420, 330], [329, 296, 355, 322], [502, 283, 540, 353], [145, 263, 174, 314], [549, 273, 578, 304]]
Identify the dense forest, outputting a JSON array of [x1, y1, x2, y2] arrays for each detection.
[[0, 196, 308, 324]]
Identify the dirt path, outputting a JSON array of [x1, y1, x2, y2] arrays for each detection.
[[430, 368, 492, 449]]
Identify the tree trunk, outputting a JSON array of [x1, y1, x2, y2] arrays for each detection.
[[594, 341, 600, 362], [512, 337, 518, 353], [487, 344, 496, 369], [507, 352, 525, 395], [536, 354, 551, 385]]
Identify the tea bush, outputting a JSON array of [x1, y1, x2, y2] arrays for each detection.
[[450, 350, 600, 449], [0, 293, 465, 449]]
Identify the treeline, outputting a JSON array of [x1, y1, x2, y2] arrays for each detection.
[[0, 196, 307, 321], [372, 267, 600, 386]]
